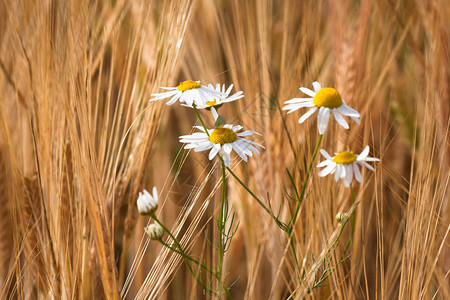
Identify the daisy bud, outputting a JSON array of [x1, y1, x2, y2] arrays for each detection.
[[137, 187, 158, 215], [145, 224, 164, 240], [335, 212, 349, 225]]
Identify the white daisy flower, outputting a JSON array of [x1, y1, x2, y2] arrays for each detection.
[[183, 84, 244, 109], [137, 187, 158, 215], [179, 117, 264, 167], [317, 145, 380, 187], [283, 81, 361, 134], [145, 223, 164, 240], [150, 80, 224, 107]]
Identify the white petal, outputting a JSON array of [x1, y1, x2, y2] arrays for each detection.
[[184, 144, 198, 149], [222, 143, 233, 154], [179, 138, 206, 144], [299, 87, 316, 97], [237, 130, 259, 137], [150, 90, 178, 101], [357, 146, 370, 160], [244, 143, 261, 155], [143, 189, 151, 198], [224, 91, 244, 102], [319, 163, 336, 177], [334, 165, 341, 182], [152, 187, 158, 201], [333, 109, 349, 129], [317, 160, 330, 168], [179, 134, 208, 142], [312, 81, 321, 92], [203, 85, 225, 98], [235, 141, 252, 156], [351, 116, 360, 125], [225, 84, 233, 94], [317, 107, 331, 134], [339, 104, 360, 117], [353, 163, 363, 182], [339, 164, 347, 179], [164, 93, 181, 105], [365, 157, 380, 162], [283, 102, 316, 113], [181, 94, 193, 107], [195, 142, 214, 152], [320, 149, 333, 160], [209, 144, 221, 160], [231, 143, 247, 161], [195, 89, 210, 106], [222, 152, 231, 166], [359, 161, 375, 171], [284, 98, 313, 104], [211, 107, 218, 120], [232, 125, 243, 132], [298, 107, 318, 123], [344, 165, 353, 186], [286, 108, 301, 114], [242, 139, 264, 149]]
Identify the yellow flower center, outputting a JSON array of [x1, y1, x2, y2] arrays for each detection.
[[313, 88, 343, 108], [177, 80, 201, 92], [206, 99, 217, 107], [209, 127, 238, 145], [333, 151, 357, 164]]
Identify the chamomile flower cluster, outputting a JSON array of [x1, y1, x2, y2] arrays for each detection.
[[145, 80, 264, 294], [284, 81, 380, 187], [151, 80, 263, 167], [142, 78, 379, 295]]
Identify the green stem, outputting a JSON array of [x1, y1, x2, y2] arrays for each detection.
[[289, 134, 323, 230], [286, 134, 322, 275], [332, 218, 349, 250], [217, 160, 227, 285], [151, 215, 207, 290], [344, 184, 356, 254], [192, 105, 232, 297], [158, 240, 215, 275], [226, 167, 286, 230], [151, 215, 195, 272], [193, 104, 210, 137], [151, 215, 183, 253]]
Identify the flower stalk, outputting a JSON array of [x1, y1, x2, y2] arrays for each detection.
[[217, 158, 227, 285], [191, 104, 235, 297], [344, 183, 356, 253], [288, 134, 323, 232]]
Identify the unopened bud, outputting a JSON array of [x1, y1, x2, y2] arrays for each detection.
[[137, 187, 158, 215], [335, 212, 349, 225], [145, 224, 164, 240]]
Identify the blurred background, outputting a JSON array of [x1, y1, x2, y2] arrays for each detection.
[[0, 0, 448, 299]]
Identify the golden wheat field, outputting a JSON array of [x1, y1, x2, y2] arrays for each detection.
[[0, 0, 449, 299]]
